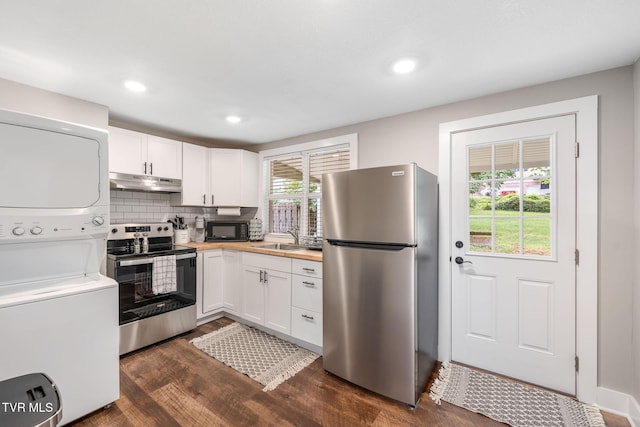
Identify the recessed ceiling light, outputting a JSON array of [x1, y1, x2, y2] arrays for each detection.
[[226, 115, 242, 124], [124, 80, 147, 92], [392, 59, 417, 74]]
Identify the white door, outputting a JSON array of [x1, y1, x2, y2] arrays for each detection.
[[451, 115, 577, 394]]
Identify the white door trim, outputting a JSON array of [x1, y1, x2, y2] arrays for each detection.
[[438, 95, 598, 403]]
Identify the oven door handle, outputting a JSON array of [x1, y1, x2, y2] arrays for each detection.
[[117, 252, 196, 267], [117, 258, 153, 267]]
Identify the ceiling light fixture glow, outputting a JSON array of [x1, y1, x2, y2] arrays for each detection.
[[392, 59, 417, 74], [226, 115, 242, 124], [124, 80, 147, 92]]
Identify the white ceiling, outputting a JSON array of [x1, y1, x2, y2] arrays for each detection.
[[1, 1, 640, 145]]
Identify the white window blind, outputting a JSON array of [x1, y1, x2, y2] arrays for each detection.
[[264, 146, 351, 238]]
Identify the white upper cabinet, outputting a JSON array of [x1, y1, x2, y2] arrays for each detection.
[[176, 142, 210, 206], [108, 127, 182, 179], [210, 148, 258, 207], [146, 135, 183, 179], [108, 127, 146, 176]]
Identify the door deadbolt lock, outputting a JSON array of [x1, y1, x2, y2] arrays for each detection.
[[455, 241, 464, 248]]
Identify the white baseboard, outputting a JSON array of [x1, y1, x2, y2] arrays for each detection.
[[597, 386, 640, 426]]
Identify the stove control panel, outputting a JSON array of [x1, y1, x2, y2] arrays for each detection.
[[0, 211, 109, 243], [108, 223, 173, 240]]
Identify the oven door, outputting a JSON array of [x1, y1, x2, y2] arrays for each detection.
[[113, 252, 196, 325]]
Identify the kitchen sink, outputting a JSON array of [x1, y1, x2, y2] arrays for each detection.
[[251, 243, 306, 251]]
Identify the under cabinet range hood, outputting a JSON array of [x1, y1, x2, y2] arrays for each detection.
[[109, 172, 182, 193]]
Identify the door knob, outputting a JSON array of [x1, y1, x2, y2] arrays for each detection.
[[455, 256, 472, 265]]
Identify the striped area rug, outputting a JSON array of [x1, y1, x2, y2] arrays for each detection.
[[430, 362, 605, 427], [190, 322, 319, 391]]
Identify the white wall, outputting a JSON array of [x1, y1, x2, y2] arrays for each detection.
[[0, 77, 108, 128], [258, 66, 637, 395], [633, 59, 640, 406]]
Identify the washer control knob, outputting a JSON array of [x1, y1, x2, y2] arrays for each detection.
[[91, 216, 105, 226], [12, 227, 25, 236], [30, 226, 43, 235]]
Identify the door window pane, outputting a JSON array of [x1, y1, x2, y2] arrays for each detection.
[[494, 142, 520, 172], [469, 193, 493, 216], [523, 218, 551, 256], [468, 146, 492, 180], [494, 218, 520, 254], [469, 218, 492, 252]]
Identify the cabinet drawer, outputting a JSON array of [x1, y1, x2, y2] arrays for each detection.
[[291, 275, 322, 313], [292, 259, 322, 278], [242, 252, 291, 273], [291, 306, 322, 347]]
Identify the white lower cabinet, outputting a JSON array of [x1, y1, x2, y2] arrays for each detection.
[[241, 253, 292, 335], [291, 259, 323, 346], [222, 250, 241, 314], [198, 249, 322, 348], [201, 250, 223, 316]]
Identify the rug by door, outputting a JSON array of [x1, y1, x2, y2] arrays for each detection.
[[429, 362, 605, 427], [190, 322, 319, 391]]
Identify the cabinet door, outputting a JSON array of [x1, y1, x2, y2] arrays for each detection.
[[147, 135, 182, 179], [210, 149, 258, 207], [241, 265, 264, 324], [202, 250, 223, 314], [264, 268, 291, 334], [222, 251, 241, 314], [210, 148, 241, 206], [240, 150, 258, 206], [108, 127, 146, 175], [181, 143, 209, 206]]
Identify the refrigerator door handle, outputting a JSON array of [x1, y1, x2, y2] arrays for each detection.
[[326, 239, 413, 251]]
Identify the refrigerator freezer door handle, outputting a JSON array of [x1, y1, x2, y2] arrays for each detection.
[[326, 239, 413, 251]]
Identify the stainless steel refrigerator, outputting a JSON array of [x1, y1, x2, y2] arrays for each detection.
[[322, 163, 438, 407]]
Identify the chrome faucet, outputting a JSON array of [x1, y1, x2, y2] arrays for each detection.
[[287, 228, 300, 245]]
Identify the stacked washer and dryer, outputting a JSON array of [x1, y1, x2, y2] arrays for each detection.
[[0, 109, 119, 425]]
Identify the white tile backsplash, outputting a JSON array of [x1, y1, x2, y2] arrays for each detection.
[[109, 190, 258, 240], [110, 190, 212, 227]]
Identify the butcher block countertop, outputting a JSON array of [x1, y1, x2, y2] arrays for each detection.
[[183, 241, 323, 262]]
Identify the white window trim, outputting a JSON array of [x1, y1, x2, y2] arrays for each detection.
[[258, 133, 358, 240], [439, 96, 598, 403]]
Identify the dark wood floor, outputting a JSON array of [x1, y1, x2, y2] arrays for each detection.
[[72, 317, 630, 426]]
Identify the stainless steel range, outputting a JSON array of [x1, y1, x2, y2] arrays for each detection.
[[106, 223, 196, 355]]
